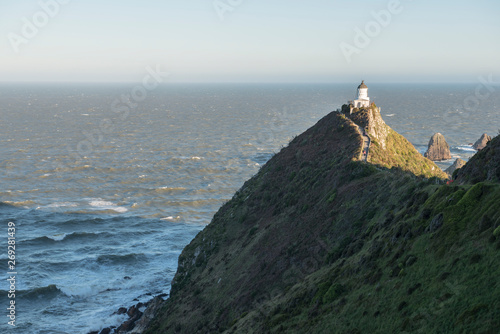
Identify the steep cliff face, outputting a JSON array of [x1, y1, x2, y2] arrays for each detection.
[[347, 104, 389, 150], [146, 112, 500, 334]]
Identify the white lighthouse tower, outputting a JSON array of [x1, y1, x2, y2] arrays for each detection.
[[353, 80, 370, 108]]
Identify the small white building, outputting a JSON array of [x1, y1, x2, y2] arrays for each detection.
[[352, 80, 370, 108]]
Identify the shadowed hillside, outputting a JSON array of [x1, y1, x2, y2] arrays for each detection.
[[455, 135, 500, 184], [145, 111, 500, 334]]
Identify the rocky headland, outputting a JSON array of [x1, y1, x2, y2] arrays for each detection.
[[130, 105, 500, 333]]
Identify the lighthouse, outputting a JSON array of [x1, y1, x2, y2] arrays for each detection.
[[353, 80, 370, 108]]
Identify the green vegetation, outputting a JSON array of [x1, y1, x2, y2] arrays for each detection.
[[370, 129, 447, 178], [146, 112, 500, 334]]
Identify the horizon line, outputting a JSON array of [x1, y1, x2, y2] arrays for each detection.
[[0, 81, 493, 85]]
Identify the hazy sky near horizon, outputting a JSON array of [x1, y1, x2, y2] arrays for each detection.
[[1, 0, 499, 83]]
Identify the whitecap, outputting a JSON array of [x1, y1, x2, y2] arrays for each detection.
[[89, 200, 128, 213], [59, 284, 94, 298], [161, 216, 181, 221], [156, 186, 186, 192], [47, 233, 68, 241], [89, 200, 115, 207], [5, 200, 36, 207], [112, 207, 128, 213], [385, 114, 395, 117], [46, 202, 78, 208], [456, 145, 476, 152]]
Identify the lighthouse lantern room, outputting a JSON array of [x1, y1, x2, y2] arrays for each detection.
[[353, 80, 370, 108]]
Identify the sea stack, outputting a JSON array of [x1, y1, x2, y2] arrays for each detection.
[[445, 158, 466, 178], [424, 132, 451, 161], [473, 133, 492, 151]]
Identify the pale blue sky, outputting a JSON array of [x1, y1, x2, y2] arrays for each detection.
[[1, 0, 499, 83]]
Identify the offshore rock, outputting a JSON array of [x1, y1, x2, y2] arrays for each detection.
[[445, 158, 466, 178], [424, 133, 451, 161], [473, 133, 492, 150]]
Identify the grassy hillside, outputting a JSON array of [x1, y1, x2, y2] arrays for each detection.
[[145, 112, 500, 334], [369, 128, 447, 178]]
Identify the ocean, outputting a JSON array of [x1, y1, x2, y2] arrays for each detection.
[[0, 83, 499, 333]]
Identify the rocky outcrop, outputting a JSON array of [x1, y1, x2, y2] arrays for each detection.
[[363, 106, 388, 150], [91, 296, 165, 334], [445, 158, 466, 178], [424, 133, 451, 161], [348, 104, 389, 150], [116, 303, 143, 333], [473, 133, 492, 150], [127, 296, 164, 334], [347, 106, 445, 178]]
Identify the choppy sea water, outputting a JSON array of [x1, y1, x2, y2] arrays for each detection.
[[0, 83, 498, 333]]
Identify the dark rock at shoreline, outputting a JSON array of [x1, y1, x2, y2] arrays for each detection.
[[445, 158, 466, 178], [126, 305, 138, 318], [88, 296, 165, 334], [473, 133, 492, 150], [116, 304, 143, 333], [424, 133, 451, 161], [116, 307, 127, 315], [89, 329, 114, 334], [127, 296, 165, 334]]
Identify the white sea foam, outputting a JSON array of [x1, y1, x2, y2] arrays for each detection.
[[89, 200, 115, 207], [456, 145, 476, 152], [59, 284, 94, 298], [83, 313, 128, 334], [89, 200, 128, 213], [5, 200, 36, 207], [161, 216, 181, 221], [47, 202, 78, 208], [113, 207, 128, 213], [47, 233, 68, 241], [156, 186, 186, 192]]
